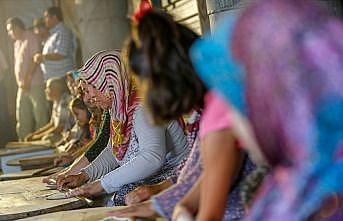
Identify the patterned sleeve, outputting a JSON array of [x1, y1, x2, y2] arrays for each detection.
[[151, 140, 202, 219], [85, 111, 111, 162]]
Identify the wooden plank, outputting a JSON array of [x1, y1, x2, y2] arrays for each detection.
[[20, 207, 168, 221], [6, 141, 51, 149], [162, 0, 201, 34], [19, 154, 58, 167], [0, 146, 53, 157], [0, 167, 63, 181], [0, 177, 86, 220], [167, 0, 198, 21], [20, 207, 121, 221], [196, 0, 210, 34]]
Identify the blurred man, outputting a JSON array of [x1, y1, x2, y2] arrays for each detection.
[[34, 7, 76, 81], [6, 17, 50, 141]]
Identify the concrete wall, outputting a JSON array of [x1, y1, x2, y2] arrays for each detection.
[[61, 0, 130, 63]]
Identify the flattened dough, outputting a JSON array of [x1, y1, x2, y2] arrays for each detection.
[[46, 192, 68, 200]]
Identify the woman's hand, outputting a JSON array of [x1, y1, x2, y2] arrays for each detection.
[[56, 171, 89, 190], [42, 166, 70, 184], [125, 180, 173, 205], [125, 185, 157, 205], [172, 203, 194, 221], [106, 201, 157, 219], [24, 133, 34, 142], [65, 180, 104, 198]]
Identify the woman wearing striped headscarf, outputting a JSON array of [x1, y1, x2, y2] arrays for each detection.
[[57, 50, 189, 206]]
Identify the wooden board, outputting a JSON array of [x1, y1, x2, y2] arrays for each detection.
[[0, 145, 53, 157], [6, 140, 51, 149], [162, 0, 201, 34], [0, 167, 63, 181], [0, 177, 86, 220], [20, 207, 166, 221], [6, 154, 58, 167]]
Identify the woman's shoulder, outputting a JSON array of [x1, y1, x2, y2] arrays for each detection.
[[133, 105, 166, 132]]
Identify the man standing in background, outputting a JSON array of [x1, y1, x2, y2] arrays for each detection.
[[6, 17, 50, 141], [33, 7, 76, 81]]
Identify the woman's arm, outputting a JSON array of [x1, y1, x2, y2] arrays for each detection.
[[29, 122, 55, 140], [100, 107, 167, 194], [81, 141, 119, 182], [197, 129, 244, 221]]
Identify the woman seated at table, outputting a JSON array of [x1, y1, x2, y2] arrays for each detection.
[[56, 50, 189, 206]]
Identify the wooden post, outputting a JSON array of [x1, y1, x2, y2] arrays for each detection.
[[197, 0, 210, 34]]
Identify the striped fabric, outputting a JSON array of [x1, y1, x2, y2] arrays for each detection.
[[78, 50, 140, 160], [41, 23, 76, 81]]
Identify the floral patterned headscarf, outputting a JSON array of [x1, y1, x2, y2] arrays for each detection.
[[78, 50, 140, 160]]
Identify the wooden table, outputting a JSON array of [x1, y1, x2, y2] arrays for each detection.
[[0, 145, 54, 174], [20, 207, 123, 221], [0, 177, 86, 220], [0, 167, 63, 181], [20, 207, 166, 221]]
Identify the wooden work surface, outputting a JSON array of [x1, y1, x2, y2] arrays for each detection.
[[20, 207, 166, 221], [20, 207, 123, 221], [5, 140, 51, 149], [0, 145, 53, 157], [6, 154, 58, 167], [0, 177, 86, 220], [0, 167, 63, 181]]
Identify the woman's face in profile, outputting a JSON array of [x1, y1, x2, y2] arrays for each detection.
[[79, 80, 112, 110]]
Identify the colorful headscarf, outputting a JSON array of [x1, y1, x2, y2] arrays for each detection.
[[78, 50, 139, 160], [191, 0, 343, 220]]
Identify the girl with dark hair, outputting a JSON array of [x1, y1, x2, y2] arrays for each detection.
[[54, 97, 92, 166], [108, 10, 255, 221]]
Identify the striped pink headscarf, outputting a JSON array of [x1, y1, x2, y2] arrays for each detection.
[[79, 50, 139, 160]]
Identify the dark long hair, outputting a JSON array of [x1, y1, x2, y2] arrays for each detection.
[[127, 10, 207, 123], [70, 97, 92, 140]]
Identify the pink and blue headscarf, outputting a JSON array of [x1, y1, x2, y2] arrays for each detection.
[[191, 0, 343, 220]]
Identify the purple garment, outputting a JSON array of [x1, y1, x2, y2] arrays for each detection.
[[152, 138, 202, 219], [191, 0, 343, 220], [231, 1, 343, 220], [309, 194, 343, 221], [152, 138, 255, 220]]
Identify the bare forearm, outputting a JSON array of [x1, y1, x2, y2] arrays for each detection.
[[33, 122, 54, 135], [43, 53, 65, 61], [197, 130, 243, 221], [67, 155, 90, 175]]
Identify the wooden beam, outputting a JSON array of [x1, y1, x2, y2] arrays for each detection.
[[196, 0, 210, 34]]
